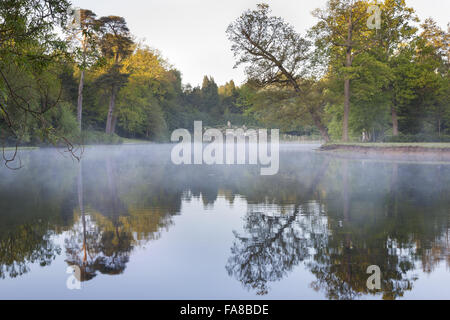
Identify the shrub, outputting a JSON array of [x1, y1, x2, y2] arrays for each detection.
[[79, 130, 124, 145]]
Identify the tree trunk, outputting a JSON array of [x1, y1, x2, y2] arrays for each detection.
[[106, 85, 117, 134], [289, 78, 330, 142], [77, 70, 85, 131], [342, 12, 353, 142], [343, 77, 351, 142], [311, 112, 330, 142], [111, 115, 117, 134], [438, 118, 441, 137], [391, 106, 399, 136]]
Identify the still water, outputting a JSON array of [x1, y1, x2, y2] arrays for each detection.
[[0, 144, 449, 300]]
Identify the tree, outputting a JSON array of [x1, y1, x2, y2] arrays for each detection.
[[381, 22, 448, 138], [201, 76, 220, 115], [311, 0, 373, 141], [117, 46, 170, 140], [97, 16, 134, 134], [66, 9, 101, 131], [219, 80, 242, 116], [418, 19, 450, 136], [227, 3, 330, 141], [0, 0, 80, 167], [374, 0, 418, 136]]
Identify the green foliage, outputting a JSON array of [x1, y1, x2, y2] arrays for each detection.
[[80, 130, 123, 145], [226, 3, 330, 140], [312, 0, 449, 141], [0, 0, 72, 153]]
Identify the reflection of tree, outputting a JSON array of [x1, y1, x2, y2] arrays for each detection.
[[302, 159, 450, 299], [226, 157, 450, 299], [64, 156, 178, 281], [305, 160, 420, 300], [0, 151, 74, 279], [307, 236, 417, 300], [226, 159, 330, 295], [65, 159, 133, 280], [0, 224, 60, 279], [418, 231, 450, 274], [226, 207, 307, 295]]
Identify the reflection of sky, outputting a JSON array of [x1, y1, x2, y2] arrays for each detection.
[[1, 195, 449, 300]]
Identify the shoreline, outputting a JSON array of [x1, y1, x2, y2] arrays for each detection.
[[320, 143, 450, 161]]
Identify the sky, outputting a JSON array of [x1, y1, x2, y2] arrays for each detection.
[[72, 0, 450, 87]]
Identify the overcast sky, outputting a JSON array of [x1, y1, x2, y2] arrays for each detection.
[[72, 0, 450, 87]]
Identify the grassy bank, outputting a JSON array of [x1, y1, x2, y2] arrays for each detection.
[[322, 142, 450, 149], [2, 146, 39, 151], [320, 143, 450, 159], [121, 137, 154, 145], [2, 131, 138, 151]]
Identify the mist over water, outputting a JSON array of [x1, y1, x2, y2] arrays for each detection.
[[0, 144, 449, 299]]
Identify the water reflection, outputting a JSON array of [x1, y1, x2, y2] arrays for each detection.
[[226, 205, 319, 295], [0, 145, 449, 299], [64, 159, 133, 280]]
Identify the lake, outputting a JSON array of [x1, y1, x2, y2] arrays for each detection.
[[0, 144, 449, 299]]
